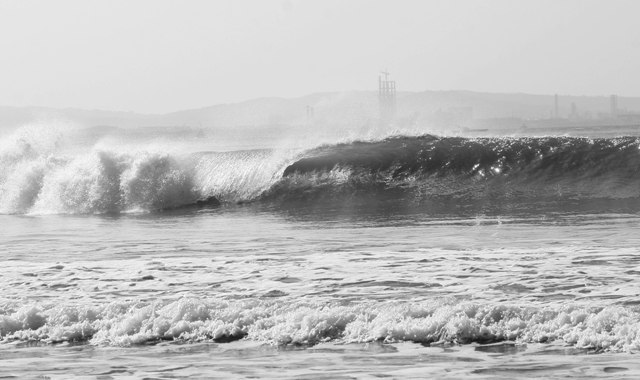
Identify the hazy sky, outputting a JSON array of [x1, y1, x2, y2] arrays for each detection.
[[1, 0, 639, 113]]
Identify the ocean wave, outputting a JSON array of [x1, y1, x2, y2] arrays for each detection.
[[2, 298, 640, 351], [2, 129, 640, 214], [267, 135, 640, 202]]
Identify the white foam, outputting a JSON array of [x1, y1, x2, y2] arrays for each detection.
[[0, 124, 300, 214], [2, 298, 640, 352]]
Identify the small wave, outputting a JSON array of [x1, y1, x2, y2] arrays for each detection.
[[2, 298, 640, 352]]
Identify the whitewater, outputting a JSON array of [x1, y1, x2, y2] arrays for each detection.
[[2, 123, 640, 378]]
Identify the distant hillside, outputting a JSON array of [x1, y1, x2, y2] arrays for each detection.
[[2, 91, 640, 133]]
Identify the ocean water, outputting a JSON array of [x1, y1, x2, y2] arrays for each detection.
[[2, 125, 640, 379]]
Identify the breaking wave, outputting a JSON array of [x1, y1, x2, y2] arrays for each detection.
[[2, 298, 640, 352], [0, 126, 290, 214], [2, 126, 640, 214], [269, 135, 640, 202]]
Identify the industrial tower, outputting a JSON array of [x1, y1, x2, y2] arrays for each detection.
[[379, 71, 396, 124]]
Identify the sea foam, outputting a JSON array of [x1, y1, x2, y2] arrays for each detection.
[[2, 298, 640, 352], [0, 125, 294, 214]]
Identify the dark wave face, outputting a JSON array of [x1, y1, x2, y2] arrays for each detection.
[[284, 135, 640, 179], [262, 135, 640, 216]]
